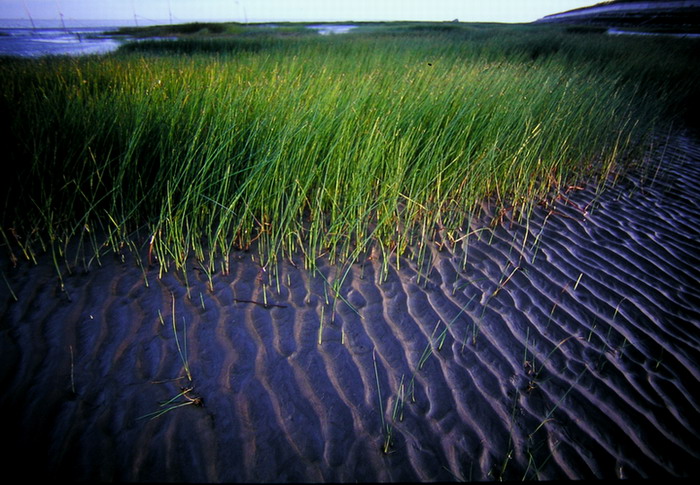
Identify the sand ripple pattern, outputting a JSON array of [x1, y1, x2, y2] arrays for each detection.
[[1, 133, 699, 481]]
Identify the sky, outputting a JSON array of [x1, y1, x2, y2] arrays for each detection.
[[0, 1, 603, 24]]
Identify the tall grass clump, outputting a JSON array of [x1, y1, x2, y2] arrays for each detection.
[[1, 24, 696, 278]]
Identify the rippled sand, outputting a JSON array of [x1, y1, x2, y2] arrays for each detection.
[[1, 133, 699, 482]]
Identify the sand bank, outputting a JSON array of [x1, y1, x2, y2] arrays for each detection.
[[1, 132, 699, 482]]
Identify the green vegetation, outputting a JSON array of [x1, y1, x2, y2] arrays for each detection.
[[1, 23, 698, 279], [106, 21, 319, 38]]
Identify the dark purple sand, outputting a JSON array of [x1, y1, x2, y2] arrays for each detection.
[[1, 133, 699, 482]]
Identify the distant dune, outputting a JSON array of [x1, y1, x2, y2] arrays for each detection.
[[536, 0, 700, 30]]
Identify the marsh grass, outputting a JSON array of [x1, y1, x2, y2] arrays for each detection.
[[158, 292, 192, 382], [138, 293, 202, 421], [1, 23, 696, 278], [495, 330, 592, 480], [137, 385, 203, 421], [372, 349, 393, 454]]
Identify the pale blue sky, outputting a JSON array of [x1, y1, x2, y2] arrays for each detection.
[[0, 1, 601, 23]]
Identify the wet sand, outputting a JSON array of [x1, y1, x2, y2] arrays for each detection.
[[1, 132, 699, 482]]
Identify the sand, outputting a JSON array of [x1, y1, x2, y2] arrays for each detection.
[[1, 132, 699, 482]]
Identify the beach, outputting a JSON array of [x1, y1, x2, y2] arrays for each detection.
[[1, 130, 699, 481]]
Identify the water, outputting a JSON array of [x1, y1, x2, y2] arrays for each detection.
[[607, 27, 700, 38], [307, 24, 357, 35], [0, 20, 358, 58], [0, 27, 128, 57], [0, 19, 135, 57], [0, 18, 163, 58]]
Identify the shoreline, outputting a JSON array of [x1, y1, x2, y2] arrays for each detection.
[[1, 131, 699, 481]]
